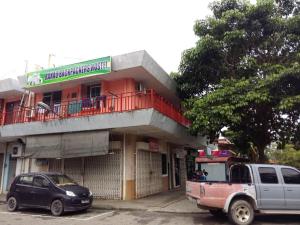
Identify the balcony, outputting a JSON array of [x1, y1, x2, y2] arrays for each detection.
[[1, 90, 190, 128]]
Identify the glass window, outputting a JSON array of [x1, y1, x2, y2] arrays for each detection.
[[43, 91, 62, 106], [88, 85, 101, 98], [19, 175, 33, 185], [33, 176, 49, 188], [162, 154, 167, 175], [48, 174, 77, 186], [43, 93, 52, 106], [281, 168, 300, 184], [230, 165, 251, 183], [258, 167, 278, 184], [200, 163, 227, 182]]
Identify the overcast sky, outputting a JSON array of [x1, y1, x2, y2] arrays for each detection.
[[0, 0, 255, 79]]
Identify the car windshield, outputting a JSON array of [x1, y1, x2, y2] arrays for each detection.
[[48, 174, 77, 186]]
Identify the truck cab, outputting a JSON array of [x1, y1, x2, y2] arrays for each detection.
[[186, 153, 300, 225]]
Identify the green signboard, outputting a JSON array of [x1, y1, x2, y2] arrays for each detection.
[[26, 56, 111, 87]]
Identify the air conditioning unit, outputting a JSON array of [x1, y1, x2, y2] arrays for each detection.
[[11, 145, 23, 157]]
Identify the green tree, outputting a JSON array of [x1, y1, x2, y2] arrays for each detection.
[[269, 144, 300, 168], [176, 0, 300, 162]]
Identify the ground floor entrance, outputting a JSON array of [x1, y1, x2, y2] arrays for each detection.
[[48, 149, 122, 199], [136, 150, 163, 198]]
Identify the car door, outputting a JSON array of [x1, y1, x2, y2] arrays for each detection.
[[15, 175, 34, 206], [255, 166, 285, 209], [280, 167, 300, 209], [32, 176, 52, 207]]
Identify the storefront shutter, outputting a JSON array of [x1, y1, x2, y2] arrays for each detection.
[[62, 131, 109, 158], [25, 135, 62, 158], [25, 131, 109, 158]]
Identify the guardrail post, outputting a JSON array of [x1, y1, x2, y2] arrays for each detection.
[[150, 89, 154, 107], [120, 93, 123, 112]]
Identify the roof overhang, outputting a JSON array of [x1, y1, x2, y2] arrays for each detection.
[[0, 78, 24, 98]]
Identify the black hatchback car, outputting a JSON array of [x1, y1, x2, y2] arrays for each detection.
[[6, 172, 93, 216]]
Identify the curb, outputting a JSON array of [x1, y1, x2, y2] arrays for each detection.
[[91, 204, 208, 214], [92, 205, 147, 212], [0, 200, 208, 214]]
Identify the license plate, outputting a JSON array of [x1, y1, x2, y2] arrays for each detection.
[[81, 199, 90, 204]]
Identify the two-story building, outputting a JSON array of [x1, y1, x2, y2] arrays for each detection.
[[0, 50, 206, 200]]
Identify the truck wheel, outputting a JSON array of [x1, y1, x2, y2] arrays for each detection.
[[228, 200, 254, 225], [209, 209, 225, 217]]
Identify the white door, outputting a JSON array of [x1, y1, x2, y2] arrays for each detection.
[[84, 150, 122, 199], [136, 150, 162, 198]]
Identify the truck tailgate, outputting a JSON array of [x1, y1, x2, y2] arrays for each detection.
[[198, 183, 244, 209], [186, 181, 201, 200]]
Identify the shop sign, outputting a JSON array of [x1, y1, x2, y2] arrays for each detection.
[[26, 56, 111, 87], [149, 139, 159, 151]]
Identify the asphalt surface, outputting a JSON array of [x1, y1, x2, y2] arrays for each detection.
[[0, 202, 300, 225]]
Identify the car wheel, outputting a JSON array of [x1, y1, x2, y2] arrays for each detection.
[[50, 199, 64, 216], [228, 200, 254, 225], [209, 209, 225, 217], [7, 196, 18, 212]]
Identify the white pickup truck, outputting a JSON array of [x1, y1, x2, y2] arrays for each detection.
[[187, 162, 300, 225]]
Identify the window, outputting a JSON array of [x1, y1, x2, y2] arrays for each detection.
[[43, 91, 62, 106], [281, 168, 300, 184], [200, 163, 227, 182], [18, 175, 33, 185], [47, 174, 77, 186], [230, 165, 251, 183], [33, 176, 49, 188], [71, 92, 77, 99], [87, 85, 101, 98], [162, 154, 167, 175], [258, 167, 278, 184]]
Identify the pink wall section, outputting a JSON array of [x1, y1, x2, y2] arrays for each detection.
[[32, 78, 135, 105], [102, 78, 136, 96]]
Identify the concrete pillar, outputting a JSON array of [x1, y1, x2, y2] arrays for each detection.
[[123, 133, 136, 200]]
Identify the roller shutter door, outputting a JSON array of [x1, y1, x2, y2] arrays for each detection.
[[49, 158, 82, 185], [64, 158, 83, 185], [83, 149, 122, 199], [136, 150, 162, 198], [48, 159, 62, 173]]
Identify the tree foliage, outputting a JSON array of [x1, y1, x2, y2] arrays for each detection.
[[176, 0, 300, 162], [268, 144, 300, 168]]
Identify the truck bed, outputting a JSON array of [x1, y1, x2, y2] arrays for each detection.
[[186, 181, 250, 209]]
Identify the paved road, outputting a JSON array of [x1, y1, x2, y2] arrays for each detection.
[[0, 202, 300, 225]]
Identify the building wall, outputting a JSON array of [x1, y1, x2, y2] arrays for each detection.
[[33, 78, 136, 106], [123, 134, 136, 200]]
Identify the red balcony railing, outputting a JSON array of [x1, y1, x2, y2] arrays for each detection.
[[1, 90, 191, 127]]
